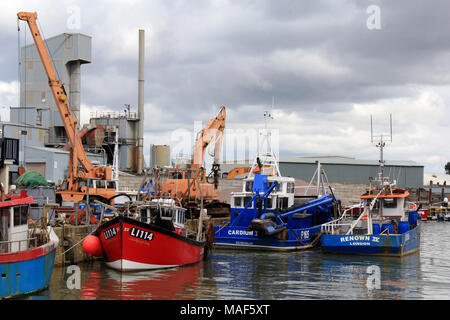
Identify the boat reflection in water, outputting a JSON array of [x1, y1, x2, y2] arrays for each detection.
[[319, 253, 422, 299], [79, 261, 207, 300]]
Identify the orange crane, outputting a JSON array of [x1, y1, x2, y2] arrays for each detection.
[[160, 106, 227, 215], [18, 12, 115, 202]]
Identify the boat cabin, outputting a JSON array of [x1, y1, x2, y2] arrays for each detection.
[[135, 199, 186, 231], [0, 191, 34, 253], [360, 188, 409, 221], [232, 176, 295, 211]]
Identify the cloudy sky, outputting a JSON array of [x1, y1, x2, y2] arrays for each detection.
[[1, 0, 450, 174]]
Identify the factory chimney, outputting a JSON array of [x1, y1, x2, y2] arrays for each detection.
[[137, 29, 145, 173]]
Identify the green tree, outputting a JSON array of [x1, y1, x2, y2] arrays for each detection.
[[445, 162, 450, 174]]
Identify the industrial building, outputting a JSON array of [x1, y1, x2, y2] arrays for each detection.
[[220, 155, 424, 188], [0, 30, 148, 186], [20, 33, 91, 144]]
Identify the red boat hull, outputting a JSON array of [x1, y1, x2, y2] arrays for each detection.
[[97, 216, 205, 271]]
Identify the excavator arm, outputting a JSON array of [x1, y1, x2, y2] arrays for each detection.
[[192, 106, 226, 169], [17, 12, 111, 185]]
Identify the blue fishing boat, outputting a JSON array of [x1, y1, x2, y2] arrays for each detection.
[[320, 117, 420, 256], [320, 186, 420, 256], [214, 152, 340, 251], [0, 191, 59, 299]]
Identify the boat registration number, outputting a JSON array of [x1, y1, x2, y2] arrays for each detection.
[[104, 227, 118, 240], [130, 227, 154, 241]]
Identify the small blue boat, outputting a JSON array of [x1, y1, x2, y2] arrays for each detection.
[[320, 188, 421, 256], [320, 124, 420, 257], [214, 152, 340, 251], [0, 191, 59, 299]]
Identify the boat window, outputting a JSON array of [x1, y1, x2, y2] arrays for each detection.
[[245, 181, 253, 192], [96, 180, 106, 188], [13, 205, 28, 226], [266, 181, 280, 191], [383, 198, 397, 208], [244, 196, 253, 208], [234, 197, 242, 207], [107, 181, 117, 189], [287, 182, 295, 193], [266, 197, 273, 209], [169, 172, 183, 179], [277, 197, 288, 210], [178, 210, 182, 224], [161, 207, 173, 219], [274, 181, 281, 191], [0, 208, 9, 232]]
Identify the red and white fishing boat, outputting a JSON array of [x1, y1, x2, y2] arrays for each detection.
[[83, 199, 213, 272]]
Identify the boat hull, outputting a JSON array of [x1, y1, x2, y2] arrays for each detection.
[[321, 224, 420, 256], [213, 225, 322, 251], [97, 216, 205, 272], [0, 240, 57, 299]]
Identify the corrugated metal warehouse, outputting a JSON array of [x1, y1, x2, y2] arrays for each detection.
[[220, 156, 424, 188]]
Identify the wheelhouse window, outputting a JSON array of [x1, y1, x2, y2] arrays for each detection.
[[287, 182, 295, 193], [160, 207, 173, 220], [244, 196, 253, 208], [169, 172, 182, 179], [266, 197, 273, 209], [14, 205, 28, 226], [277, 197, 288, 210], [383, 198, 397, 208], [233, 197, 243, 207], [96, 180, 106, 188], [107, 181, 117, 189]]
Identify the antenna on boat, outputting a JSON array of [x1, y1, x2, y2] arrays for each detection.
[[251, 98, 281, 177], [370, 114, 393, 186]]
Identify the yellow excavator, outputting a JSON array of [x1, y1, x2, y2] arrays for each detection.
[[159, 106, 229, 216]]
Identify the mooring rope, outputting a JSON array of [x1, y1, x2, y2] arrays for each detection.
[[56, 208, 106, 258]]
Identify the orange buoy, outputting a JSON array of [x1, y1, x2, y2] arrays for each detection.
[[82, 234, 103, 257]]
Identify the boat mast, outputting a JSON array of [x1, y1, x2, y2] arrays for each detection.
[[251, 99, 281, 177], [368, 114, 393, 234], [371, 114, 393, 187]]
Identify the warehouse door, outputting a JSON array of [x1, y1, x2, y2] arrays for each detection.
[[26, 162, 46, 177]]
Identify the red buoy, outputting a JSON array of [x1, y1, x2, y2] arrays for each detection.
[[82, 235, 103, 257]]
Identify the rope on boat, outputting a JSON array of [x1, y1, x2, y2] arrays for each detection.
[[214, 222, 229, 235], [309, 231, 325, 247], [57, 204, 107, 258], [58, 232, 91, 257]]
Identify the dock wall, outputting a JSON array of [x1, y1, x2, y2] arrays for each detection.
[[53, 225, 97, 266]]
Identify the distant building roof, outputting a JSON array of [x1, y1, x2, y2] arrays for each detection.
[[278, 156, 422, 167]]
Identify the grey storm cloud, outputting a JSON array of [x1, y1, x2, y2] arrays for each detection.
[[2, 0, 450, 172], [3, 0, 450, 116]]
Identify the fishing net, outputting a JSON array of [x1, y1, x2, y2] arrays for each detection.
[[15, 171, 48, 187]]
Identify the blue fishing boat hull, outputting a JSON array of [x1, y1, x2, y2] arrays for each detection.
[[321, 224, 420, 256], [0, 241, 57, 299], [214, 225, 323, 250]]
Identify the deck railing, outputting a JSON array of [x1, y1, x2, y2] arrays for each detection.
[[321, 204, 363, 235], [0, 237, 37, 254]]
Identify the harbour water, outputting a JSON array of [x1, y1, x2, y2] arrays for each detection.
[[22, 221, 450, 300]]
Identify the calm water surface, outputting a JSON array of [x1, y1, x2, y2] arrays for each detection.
[[24, 221, 450, 300]]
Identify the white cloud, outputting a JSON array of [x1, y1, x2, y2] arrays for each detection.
[[0, 80, 19, 121]]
